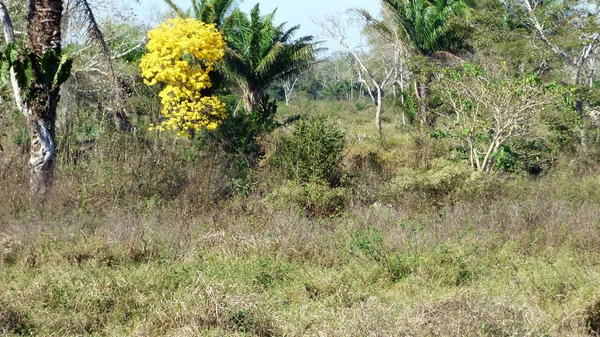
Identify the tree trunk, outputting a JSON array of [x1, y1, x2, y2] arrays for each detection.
[[375, 87, 383, 136], [283, 77, 297, 107], [241, 82, 263, 113], [0, 1, 24, 112], [415, 80, 429, 126], [29, 110, 57, 195], [27, 0, 63, 196]]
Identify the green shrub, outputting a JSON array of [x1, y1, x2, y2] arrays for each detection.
[[204, 96, 295, 167], [385, 253, 420, 282], [272, 117, 345, 186], [268, 181, 349, 218], [384, 159, 472, 201], [382, 159, 504, 205], [349, 228, 384, 262]]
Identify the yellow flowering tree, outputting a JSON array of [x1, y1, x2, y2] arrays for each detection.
[[140, 18, 226, 136]]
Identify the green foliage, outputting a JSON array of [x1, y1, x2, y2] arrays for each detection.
[[2, 44, 33, 98], [381, 158, 505, 205], [222, 4, 321, 109], [253, 258, 290, 289], [385, 253, 420, 282], [205, 96, 292, 166], [1, 43, 72, 100], [383, 0, 472, 56], [491, 144, 519, 172], [350, 228, 384, 262], [165, 0, 236, 28], [269, 181, 349, 218], [272, 117, 345, 186], [10, 128, 29, 152], [386, 158, 473, 199]]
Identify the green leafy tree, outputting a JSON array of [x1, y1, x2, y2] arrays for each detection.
[[383, 0, 471, 56], [162, 1, 320, 111]]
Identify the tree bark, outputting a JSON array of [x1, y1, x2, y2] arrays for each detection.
[[375, 86, 383, 136], [241, 82, 264, 113], [27, 0, 63, 196], [415, 80, 429, 126], [283, 77, 298, 107], [0, 1, 25, 113]]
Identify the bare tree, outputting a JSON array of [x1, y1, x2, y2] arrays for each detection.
[[500, 0, 600, 86], [357, 5, 410, 125], [282, 76, 298, 107], [436, 70, 554, 173], [321, 13, 397, 135]]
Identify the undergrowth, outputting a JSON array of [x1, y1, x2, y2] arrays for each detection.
[[1, 100, 600, 336]]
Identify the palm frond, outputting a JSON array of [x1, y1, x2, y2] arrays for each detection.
[[72, 0, 110, 58], [221, 2, 319, 109], [163, 0, 187, 17], [255, 41, 284, 76]]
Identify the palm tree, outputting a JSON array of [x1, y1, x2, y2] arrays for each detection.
[[382, 0, 471, 124], [164, 0, 236, 29], [0, 0, 68, 196], [163, 1, 320, 111], [383, 0, 470, 56], [223, 4, 320, 112], [0, 0, 112, 197], [27, 0, 66, 195]]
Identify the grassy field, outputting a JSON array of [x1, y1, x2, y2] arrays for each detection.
[[1, 100, 600, 336]]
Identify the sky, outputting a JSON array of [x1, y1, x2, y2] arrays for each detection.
[[133, 0, 381, 54]]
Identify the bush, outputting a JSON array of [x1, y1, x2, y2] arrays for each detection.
[[382, 159, 502, 205], [268, 181, 349, 218], [271, 117, 345, 186], [203, 96, 296, 167]]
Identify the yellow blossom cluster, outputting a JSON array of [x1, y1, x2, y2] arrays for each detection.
[[140, 18, 226, 136]]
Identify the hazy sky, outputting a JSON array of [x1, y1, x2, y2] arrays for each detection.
[[134, 0, 381, 54]]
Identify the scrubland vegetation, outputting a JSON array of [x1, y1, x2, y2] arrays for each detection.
[[1, 0, 600, 336], [2, 100, 600, 336]]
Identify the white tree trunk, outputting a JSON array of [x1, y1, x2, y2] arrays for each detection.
[[376, 86, 383, 135], [29, 118, 56, 195], [0, 1, 26, 115], [283, 77, 298, 107]]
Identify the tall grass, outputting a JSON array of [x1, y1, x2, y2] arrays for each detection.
[[1, 99, 600, 336]]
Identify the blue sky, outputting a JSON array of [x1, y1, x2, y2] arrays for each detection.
[[134, 0, 381, 53]]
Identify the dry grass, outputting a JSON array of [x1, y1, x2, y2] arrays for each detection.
[[1, 101, 600, 336]]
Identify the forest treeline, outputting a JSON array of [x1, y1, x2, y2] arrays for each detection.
[[0, 0, 598, 195]]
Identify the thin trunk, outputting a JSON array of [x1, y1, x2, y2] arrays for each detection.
[[588, 58, 596, 89], [0, 1, 25, 113], [375, 87, 383, 136], [283, 77, 297, 107], [467, 138, 475, 170], [481, 138, 502, 173], [400, 61, 405, 127], [416, 80, 429, 126]]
